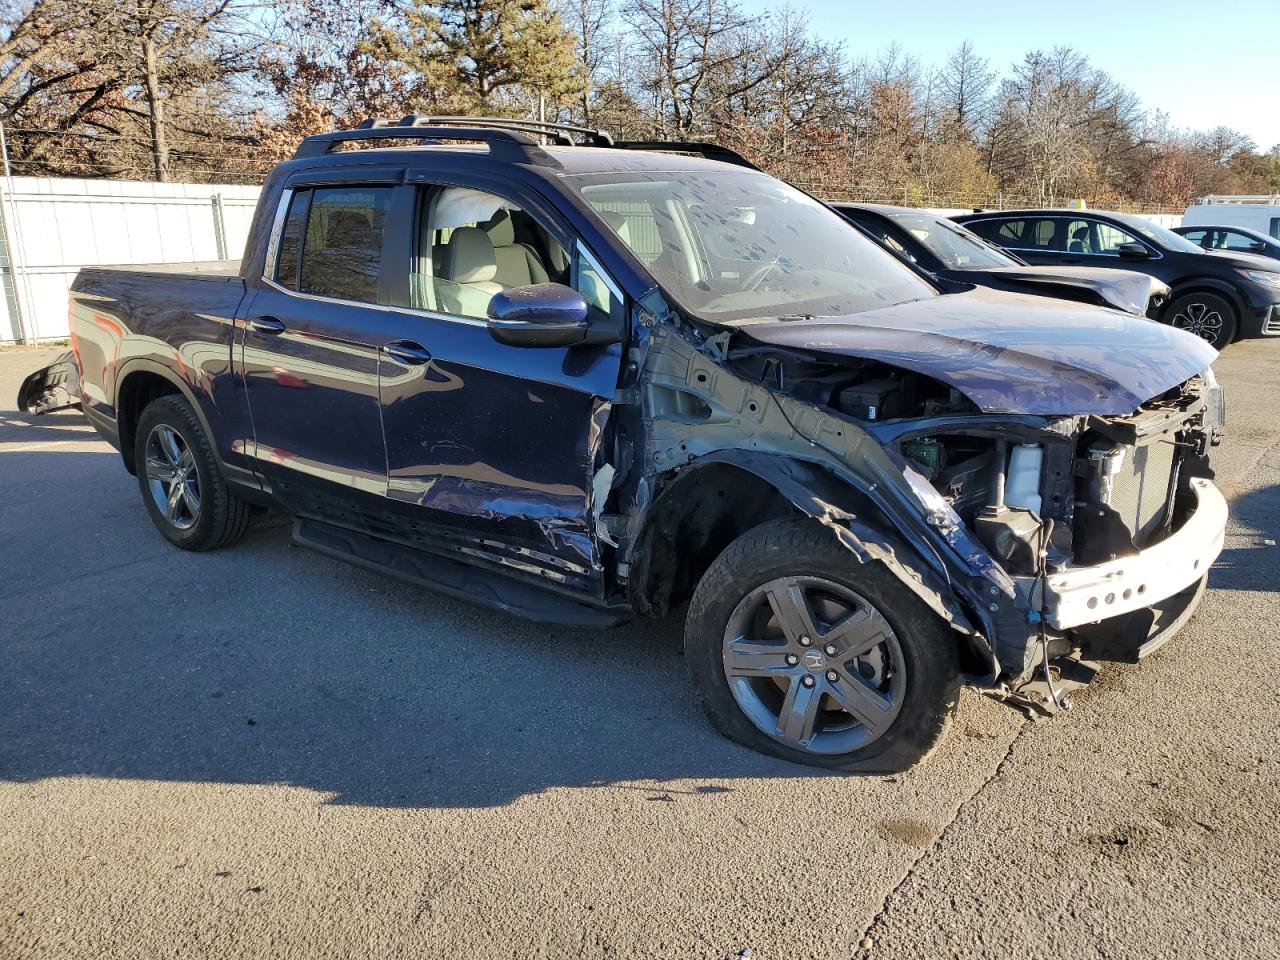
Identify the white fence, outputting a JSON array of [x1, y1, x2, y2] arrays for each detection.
[[0, 177, 261, 343]]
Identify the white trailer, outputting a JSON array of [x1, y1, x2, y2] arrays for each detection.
[[1183, 195, 1280, 239]]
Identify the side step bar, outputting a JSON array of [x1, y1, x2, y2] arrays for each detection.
[[292, 517, 629, 628]]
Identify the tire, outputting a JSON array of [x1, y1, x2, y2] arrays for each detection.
[[133, 395, 252, 551], [685, 518, 960, 772], [1167, 291, 1237, 349]]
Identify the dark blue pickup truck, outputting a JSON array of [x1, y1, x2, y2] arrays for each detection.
[[20, 117, 1227, 770]]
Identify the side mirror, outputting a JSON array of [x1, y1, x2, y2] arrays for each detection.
[[1116, 242, 1150, 262], [1250, 240, 1268, 252], [486, 282, 590, 348]]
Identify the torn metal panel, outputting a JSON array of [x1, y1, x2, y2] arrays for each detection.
[[17, 351, 80, 413]]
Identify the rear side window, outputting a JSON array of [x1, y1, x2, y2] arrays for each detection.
[[273, 186, 392, 304], [1180, 229, 1208, 247], [969, 218, 1055, 250]]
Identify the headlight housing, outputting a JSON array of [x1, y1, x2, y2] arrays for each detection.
[[1236, 268, 1280, 289]]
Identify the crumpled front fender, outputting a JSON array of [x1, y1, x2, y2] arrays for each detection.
[[667, 449, 990, 670]]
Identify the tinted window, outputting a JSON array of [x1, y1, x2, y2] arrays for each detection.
[[292, 187, 391, 303], [1180, 229, 1209, 248], [273, 191, 309, 290], [977, 218, 1056, 250], [1271, 217, 1280, 240]]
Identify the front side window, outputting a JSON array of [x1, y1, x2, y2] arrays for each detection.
[[273, 186, 392, 304], [1220, 230, 1263, 251], [567, 170, 934, 321], [410, 185, 616, 325]]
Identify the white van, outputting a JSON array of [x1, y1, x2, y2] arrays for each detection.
[[1183, 195, 1280, 238]]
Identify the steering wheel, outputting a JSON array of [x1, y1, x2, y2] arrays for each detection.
[[743, 257, 783, 292]]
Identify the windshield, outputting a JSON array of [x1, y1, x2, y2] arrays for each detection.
[[888, 212, 1017, 268], [567, 170, 936, 321], [1122, 217, 1204, 254]]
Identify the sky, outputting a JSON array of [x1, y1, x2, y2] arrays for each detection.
[[738, 0, 1280, 150]]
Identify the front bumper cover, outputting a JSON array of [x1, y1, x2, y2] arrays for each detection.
[[1041, 477, 1226, 630]]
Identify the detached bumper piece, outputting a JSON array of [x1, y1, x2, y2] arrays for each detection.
[[17, 351, 80, 413], [1043, 477, 1226, 631]]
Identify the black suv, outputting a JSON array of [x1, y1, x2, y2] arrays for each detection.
[[954, 208, 1280, 348]]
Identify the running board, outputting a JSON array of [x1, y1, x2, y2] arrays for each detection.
[[292, 518, 627, 628]]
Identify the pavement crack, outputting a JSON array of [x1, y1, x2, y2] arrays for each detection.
[[856, 722, 1029, 952]]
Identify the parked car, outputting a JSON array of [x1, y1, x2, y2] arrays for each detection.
[[953, 208, 1280, 349], [20, 117, 1227, 772], [1182, 195, 1280, 240], [831, 203, 1170, 315], [1173, 223, 1280, 261]]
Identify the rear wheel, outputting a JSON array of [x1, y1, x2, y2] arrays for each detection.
[[684, 519, 960, 771], [1167, 292, 1236, 349], [134, 395, 251, 551]]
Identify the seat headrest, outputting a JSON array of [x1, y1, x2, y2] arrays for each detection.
[[484, 211, 516, 248], [441, 227, 498, 283]]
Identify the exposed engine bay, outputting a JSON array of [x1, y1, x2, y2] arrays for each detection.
[[648, 322, 1228, 712]]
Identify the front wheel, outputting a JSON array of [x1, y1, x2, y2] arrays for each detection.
[[1167, 292, 1236, 349], [134, 395, 252, 551], [685, 519, 960, 771]]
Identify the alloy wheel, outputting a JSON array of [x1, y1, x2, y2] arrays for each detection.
[[1171, 301, 1224, 343], [144, 423, 201, 530], [721, 576, 906, 754]]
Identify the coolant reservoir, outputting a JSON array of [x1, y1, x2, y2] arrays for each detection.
[[1005, 443, 1043, 516]]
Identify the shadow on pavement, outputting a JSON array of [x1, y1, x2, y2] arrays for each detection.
[[0, 411, 810, 810]]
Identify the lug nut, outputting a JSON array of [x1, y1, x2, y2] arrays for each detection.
[[801, 675, 816, 687], [798, 635, 812, 647], [823, 643, 837, 656], [785, 653, 799, 666], [826, 670, 839, 682]]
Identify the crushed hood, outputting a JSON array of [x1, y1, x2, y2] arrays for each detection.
[[961, 264, 1167, 315], [730, 288, 1216, 416]]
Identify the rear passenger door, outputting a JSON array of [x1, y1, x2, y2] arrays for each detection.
[[966, 217, 1061, 264], [366, 174, 625, 598], [239, 175, 398, 518]]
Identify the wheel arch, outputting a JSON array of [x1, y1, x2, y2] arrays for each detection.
[[115, 360, 216, 476], [627, 449, 991, 675]]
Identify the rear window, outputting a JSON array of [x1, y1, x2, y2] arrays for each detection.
[[273, 186, 392, 304]]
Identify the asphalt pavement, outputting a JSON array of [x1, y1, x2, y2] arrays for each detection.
[[1, 341, 1277, 959]]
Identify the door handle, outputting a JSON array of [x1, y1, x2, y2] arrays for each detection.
[[385, 340, 432, 365], [248, 315, 286, 334]]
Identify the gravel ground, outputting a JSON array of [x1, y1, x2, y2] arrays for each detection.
[[1, 340, 1277, 960]]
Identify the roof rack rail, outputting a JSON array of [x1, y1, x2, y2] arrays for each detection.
[[294, 115, 759, 170], [292, 117, 555, 165], [610, 140, 760, 170], [398, 114, 615, 146]]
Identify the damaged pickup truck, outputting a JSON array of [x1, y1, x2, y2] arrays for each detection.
[[22, 117, 1227, 770]]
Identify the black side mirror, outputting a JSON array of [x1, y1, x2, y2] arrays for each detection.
[[487, 283, 590, 348], [1250, 241, 1268, 252], [1116, 242, 1151, 262]]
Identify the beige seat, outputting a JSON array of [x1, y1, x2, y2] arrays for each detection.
[[437, 227, 504, 318], [484, 211, 549, 287]]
